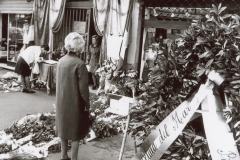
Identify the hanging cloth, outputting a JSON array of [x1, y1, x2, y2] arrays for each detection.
[[107, 36, 122, 60], [117, 0, 133, 70], [34, 0, 50, 46], [93, 0, 111, 66], [107, 0, 131, 60], [27, 12, 35, 43], [51, 0, 66, 33], [49, 0, 66, 52], [93, 0, 110, 36]]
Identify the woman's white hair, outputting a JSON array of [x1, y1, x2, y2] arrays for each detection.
[[64, 32, 85, 53]]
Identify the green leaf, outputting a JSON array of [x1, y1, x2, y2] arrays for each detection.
[[192, 20, 198, 23], [205, 59, 214, 68], [234, 36, 240, 39], [171, 153, 181, 157], [224, 40, 228, 49], [236, 55, 240, 62], [197, 37, 207, 43], [236, 131, 240, 137], [218, 3, 222, 10], [206, 17, 215, 23], [230, 80, 240, 84], [222, 14, 232, 19], [185, 53, 192, 59], [211, 4, 218, 14], [234, 121, 240, 128], [231, 61, 237, 67], [184, 62, 189, 68], [219, 16, 224, 22], [232, 84, 240, 89], [196, 68, 206, 77], [165, 150, 171, 154], [216, 50, 225, 57], [220, 23, 228, 29], [218, 7, 227, 15], [189, 147, 193, 154], [199, 149, 203, 156], [231, 24, 239, 29], [175, 142, 182, 146], [226, 117, 232, 123], [198, 51, 209, 58], [194, 142, 203, 147]]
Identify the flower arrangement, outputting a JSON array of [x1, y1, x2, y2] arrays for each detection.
[[127, 3, 240, 157]]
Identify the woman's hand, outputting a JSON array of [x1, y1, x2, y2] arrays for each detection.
[[37, 58, 45, 63]]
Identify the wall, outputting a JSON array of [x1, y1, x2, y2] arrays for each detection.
[[0, 0, 33, 13]]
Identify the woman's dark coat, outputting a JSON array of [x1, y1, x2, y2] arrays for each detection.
[[55, 53, 90, 140]]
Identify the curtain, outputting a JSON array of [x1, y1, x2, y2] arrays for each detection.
[[27, 13, 35, 45], [106, 0, 133, 68], [117, 0, 133, 70], [93, 0, 133, 65], [109, 0, 131, 36], [93, 0, 110, 36], [49, 0, 66, 51], [93, 0, 110, 65], [34, 0, 50, 46]]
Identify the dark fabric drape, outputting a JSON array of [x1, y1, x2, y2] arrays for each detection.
[[34, 0, 50, 46]]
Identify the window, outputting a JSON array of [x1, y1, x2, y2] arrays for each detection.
[[8, 14, 31, 62]]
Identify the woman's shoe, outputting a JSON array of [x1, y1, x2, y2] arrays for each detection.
[[82, 139, 87, 144], [92, 86, 97, 90], [26, 89, 35, 93], [22, 89, 27, 93]]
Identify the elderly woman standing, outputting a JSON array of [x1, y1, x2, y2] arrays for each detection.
[[55, 32, 90, 160]]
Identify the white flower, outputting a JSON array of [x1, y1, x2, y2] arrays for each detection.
[[120, 73, 125, 77], [112, 66, 117, 70]]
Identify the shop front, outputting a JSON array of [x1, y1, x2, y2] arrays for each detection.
[[139, 7, 203, 80], [0, 0, 33, 67], [0, 0, 94, 69]]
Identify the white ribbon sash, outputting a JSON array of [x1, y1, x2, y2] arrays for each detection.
[[132, 84, 211, 160], [201, 89, 240, 160]]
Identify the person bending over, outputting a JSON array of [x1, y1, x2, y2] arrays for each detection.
[[14, 45, 49, 93]]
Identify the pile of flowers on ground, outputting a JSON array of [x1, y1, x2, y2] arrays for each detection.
[[0, 72, 22, 92], [0, 112, 57, 159], [89, 94, 128, 139]]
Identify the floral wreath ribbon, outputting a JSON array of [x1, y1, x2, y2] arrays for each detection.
[[131, 70, 240, 160]]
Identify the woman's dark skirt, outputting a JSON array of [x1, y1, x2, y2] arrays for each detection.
[[14, 56, 31, 77]]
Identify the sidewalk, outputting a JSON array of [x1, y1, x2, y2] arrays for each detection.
[[0, 62, 15, 71], [47, 134, 136, 160]]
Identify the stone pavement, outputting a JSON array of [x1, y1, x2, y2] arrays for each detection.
[[0, 68, 138, 160]]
